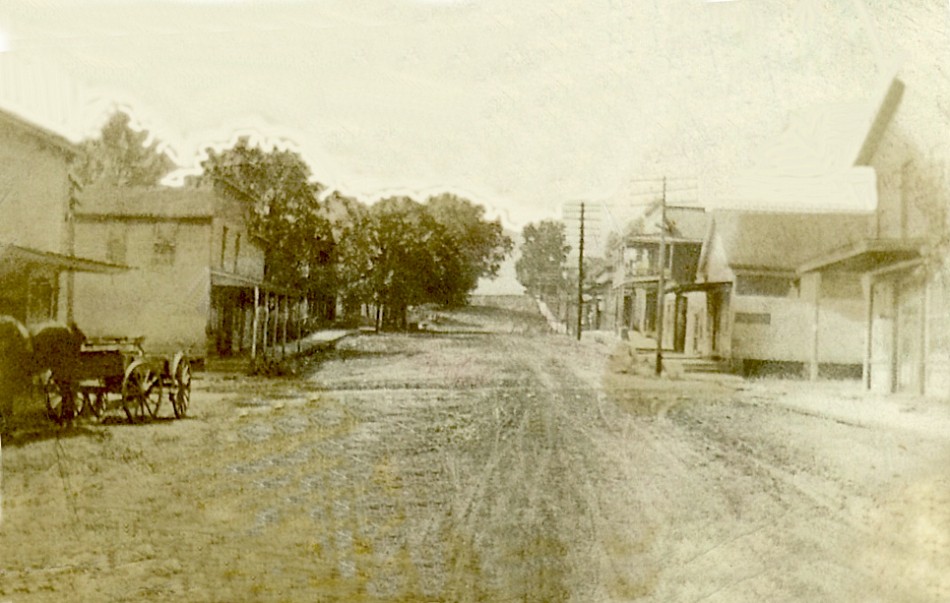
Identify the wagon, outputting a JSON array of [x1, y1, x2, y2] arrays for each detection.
[[43, 336, 192, 425]]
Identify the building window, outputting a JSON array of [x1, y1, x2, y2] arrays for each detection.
[[152, 224, 177, 267], [105, 227, 127, 264], [735, 312, 771, 325], [233, 233, 241, 273], [735, 275, 794, 297], [220, 226, 229, 269], [27, 276, 57, 323]]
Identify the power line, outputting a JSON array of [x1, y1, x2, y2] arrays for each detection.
[[625, 175, 698, 183], [564, 199, 696, 210], [563, 189, 699, 206]]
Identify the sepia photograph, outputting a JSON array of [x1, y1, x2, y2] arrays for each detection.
[[1, 0, 949, 600]]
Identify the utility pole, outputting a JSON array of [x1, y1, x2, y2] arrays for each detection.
[[576, 202, 585, 341], [655, 178, 667, 376]]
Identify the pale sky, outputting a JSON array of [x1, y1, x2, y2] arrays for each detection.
[[0, 0, 947, 232]]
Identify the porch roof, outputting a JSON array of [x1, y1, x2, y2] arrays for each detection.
[[671, 281, 732, 293], [623, 234, 703, 246], [210, 270, 299, 297], [796, 238, 924, 275], [0, 244, 128, 279], [617, 275, 659, 286]]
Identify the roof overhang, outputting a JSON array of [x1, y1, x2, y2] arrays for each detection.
[[0, 108, 80, 158], [797, 238, 924, 275], [624, 235, 703, 246], [210, 270, 298, 296], [730, 265, 798, 278], [671, 281, 732, 293], [619, 275, 660, 285], [0, 244, 128, 279]]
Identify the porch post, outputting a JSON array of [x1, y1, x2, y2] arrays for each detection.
[[862, 273, 873, 390], [270, 293, 277, 349], [281, 295, 288, 358], [262, 291, 270, 356], [296, 298, 302, 354], [808, 272, 821, 381], [890, 283, 899, 393], [919, 279, 928, 395], [251, 285, 260, 360]]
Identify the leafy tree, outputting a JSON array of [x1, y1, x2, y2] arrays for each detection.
[[364, 196, 451, 330], [320, 190, 374, 320], [199, 137, 334, 299], [515, 220, 571, 297], [200, 139, 514, 330], [326, 192, 514, 328], [74, 111, 175, 187], [424, 193, 513, 306]]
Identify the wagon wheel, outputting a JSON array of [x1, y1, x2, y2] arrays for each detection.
[[43, 372, 77, 425], [122, 360, 162, 423], [170, 353, 191, 419]]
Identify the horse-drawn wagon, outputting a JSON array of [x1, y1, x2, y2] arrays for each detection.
[[2, 318, 192, 428], [42, 335, 192, 425]]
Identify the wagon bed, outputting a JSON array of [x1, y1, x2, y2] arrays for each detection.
[[44, 336, 192, 424]]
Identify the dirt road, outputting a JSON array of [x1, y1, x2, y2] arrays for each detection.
[[2, 300, 949, 601]]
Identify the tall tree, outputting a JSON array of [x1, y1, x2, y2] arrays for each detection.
[[364, 196, 451, 329], [320, 190, 374, 319], [199, 137, 334, 296], [515, 220, 571, 297], [425, 193, 513, 306], [74, 111, 175, 187]]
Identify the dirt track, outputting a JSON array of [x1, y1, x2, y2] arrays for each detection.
[[2, 299, 949, 601]]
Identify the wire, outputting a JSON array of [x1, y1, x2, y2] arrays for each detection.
[[624, 176, 698, 183]]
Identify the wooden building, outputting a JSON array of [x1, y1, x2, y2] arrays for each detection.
[[0, 108, 124, 327], [72, 183, 303, 360], [608, 206, 706, 351], [694, 211, 870, 376]]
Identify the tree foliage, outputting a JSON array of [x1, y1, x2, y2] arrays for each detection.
[[198, 140, 513, 330], [424, 193, 513, 306], [199, 138, 334, 292], [320, 190, 374, 315], [323, 193, 513, 328], [515, 220, 571, 296], [364, 197, 448, 328], [74, 111, 175, 187]]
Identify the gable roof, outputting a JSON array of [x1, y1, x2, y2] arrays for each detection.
[[663, 206, 707, 240], [0, 107, 80, 158], [707, 210, 870, 272], [635, 205, 708, 241]]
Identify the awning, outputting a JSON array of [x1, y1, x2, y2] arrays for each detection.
[[619, 275, 660, 285], [797, 238, 923, 275], [0, 244, 128, 280], [670, 281, 732, 293], [210, 270, 299, 296]]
